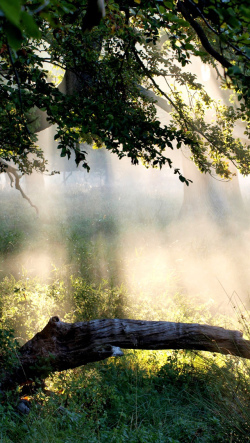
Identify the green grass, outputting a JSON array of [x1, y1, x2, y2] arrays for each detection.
[[0, 350, 249, 442], [0, 184, 250, 442]]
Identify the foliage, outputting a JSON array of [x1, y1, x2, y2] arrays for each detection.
[[0, 327, 19, 378], [0, 0, 250, 182]]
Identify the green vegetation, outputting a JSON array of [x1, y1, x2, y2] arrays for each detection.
[[1, 0, 250, 181], [1, 351, 250, 442], [0, 186, 249, 442]]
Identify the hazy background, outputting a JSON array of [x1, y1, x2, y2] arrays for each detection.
[[1, 59, 250, 325], [1, 145, 250, 319]]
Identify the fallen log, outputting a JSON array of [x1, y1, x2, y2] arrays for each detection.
[[1, 316, 250, 390]]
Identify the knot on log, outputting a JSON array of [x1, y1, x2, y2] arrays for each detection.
[[51, 316, 60, 323]]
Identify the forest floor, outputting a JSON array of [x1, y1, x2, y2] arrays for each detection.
[[0, 182, 250, 442]]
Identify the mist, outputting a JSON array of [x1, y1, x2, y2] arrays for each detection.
[[1, 149, 250, 322], [1, 57, 250, 333]]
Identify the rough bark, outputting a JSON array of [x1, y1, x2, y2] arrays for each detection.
[[1, 316, 250, 390]]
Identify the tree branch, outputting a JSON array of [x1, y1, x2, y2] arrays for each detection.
[[177, 0, 232, 70], [0, 159, 39, 214], [139, 86, 172, 113]]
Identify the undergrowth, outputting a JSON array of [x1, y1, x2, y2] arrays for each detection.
[[0, 186, 249, 442]]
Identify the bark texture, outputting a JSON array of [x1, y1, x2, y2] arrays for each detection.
[[1, 316, 250, 390]]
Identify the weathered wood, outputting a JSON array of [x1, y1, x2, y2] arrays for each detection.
[[1, 316, 250, 390]]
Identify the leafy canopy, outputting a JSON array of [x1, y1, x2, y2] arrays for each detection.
[[0, 0, 250, 182]]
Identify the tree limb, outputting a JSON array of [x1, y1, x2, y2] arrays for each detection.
[[177, 0, 232, 70], [1, 317, 249, 391], [0, 159, 39, 214], [139, 86, 172, 113]]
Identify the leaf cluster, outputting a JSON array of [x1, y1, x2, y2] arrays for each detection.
[[0, 0, 250, 180]]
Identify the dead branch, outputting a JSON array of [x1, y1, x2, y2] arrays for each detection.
[[0, 159, 39, 214], [1, 317, 249, 391]]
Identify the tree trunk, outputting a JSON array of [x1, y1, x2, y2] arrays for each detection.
[[1, 316, 250, 391]]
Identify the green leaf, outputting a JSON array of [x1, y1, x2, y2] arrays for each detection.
[[179, 175, 185, 182], [227, 16, 240, 28], [184, 43, 194, 51], [227, 65, 242, 75], [163, 0, 174, 9], [239, 5, 250, 21], [0, 0, 21, 27], [3, 22, 22, 50], [158, 5, 166, 14], [20, 11, 41, 39]]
